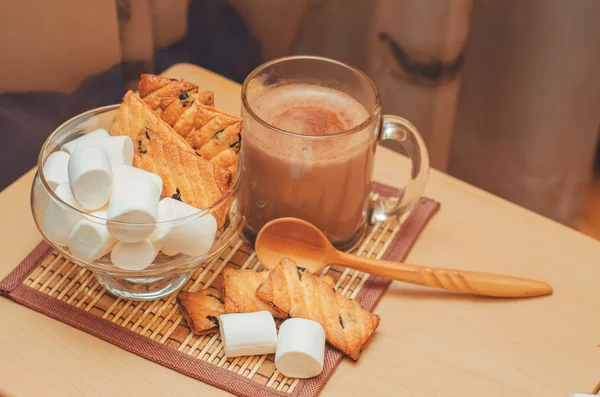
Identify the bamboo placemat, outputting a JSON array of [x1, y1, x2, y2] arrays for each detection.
[[0, 187, 439, 397]]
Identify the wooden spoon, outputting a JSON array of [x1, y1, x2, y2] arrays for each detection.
[[255, 217, 553, 298]]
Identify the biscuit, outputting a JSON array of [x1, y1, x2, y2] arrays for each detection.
[[139, 74, 198, 114], [222, 268, 287, 318], [320, 274, 335, 288], [256, 258, 380, 360], [223, 268, 337, 318], [177, 288, 225, 334], [109, 90, 192, 153], [138, 75, 241, 178], [134, 128, 232, 226], [187, 105, 242, 178], [159, 92, 215, 135]]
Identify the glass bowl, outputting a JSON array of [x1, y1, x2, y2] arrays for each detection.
[[31, 105, 245, 300]]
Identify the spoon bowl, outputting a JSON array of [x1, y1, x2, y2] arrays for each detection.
[[256, 217, 334, 271], [255, 217, 553, 298]]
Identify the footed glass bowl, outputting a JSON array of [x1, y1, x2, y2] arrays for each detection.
[[31, 105, 245, 300]]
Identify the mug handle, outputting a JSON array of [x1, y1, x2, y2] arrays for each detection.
[[370, 115, 430, 223]]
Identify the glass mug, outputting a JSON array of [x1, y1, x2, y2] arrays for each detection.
[[241, 56, 429, 251]]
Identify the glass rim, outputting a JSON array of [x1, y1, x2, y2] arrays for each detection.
[[241, 55, 382, 140], [37, 104, 242, 226]]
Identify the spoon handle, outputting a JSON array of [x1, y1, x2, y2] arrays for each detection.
[[336, 252, 552, 298]]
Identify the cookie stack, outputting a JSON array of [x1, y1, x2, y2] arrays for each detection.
[[109, 75, 242, 227]]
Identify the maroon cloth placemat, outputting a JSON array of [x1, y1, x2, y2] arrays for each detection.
[[1, 186, 440, 397]]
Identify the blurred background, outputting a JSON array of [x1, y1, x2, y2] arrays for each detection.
[[0, 0, 598, 239]]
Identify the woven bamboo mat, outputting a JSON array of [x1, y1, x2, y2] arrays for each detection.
[[0, 190, 439, 397]]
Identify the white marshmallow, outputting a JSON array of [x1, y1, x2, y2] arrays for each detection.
[[107, 180, 160, 242], [68, 145, 113, 210], [42, 151, 70, 191], [61, 128, 109, 155], [75, 136, 134, 166], [42, 183, 85, 246], [112, 163, 162, 191], [219, 311, 278, 358], [67, 208, 116, 262], [110, 240, 160, 270], [151, 198, 217, 257], [275, 318, 325, 379]]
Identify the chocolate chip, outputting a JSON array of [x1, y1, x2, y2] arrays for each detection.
[[179, 92, 189, 100], [137, 138, 147, 154], [296, 266, 306, 279], [206, 315, 219, 327], [171, 188, 182, 201], [144, 130, 150, 140]]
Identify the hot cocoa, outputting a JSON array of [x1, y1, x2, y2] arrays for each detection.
[[242, 83, 374, 246]]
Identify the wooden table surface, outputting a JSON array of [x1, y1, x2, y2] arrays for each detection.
[[0, 64, 598, 397]]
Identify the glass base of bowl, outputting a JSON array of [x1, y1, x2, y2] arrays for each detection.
[[95, 272, 190, 301]]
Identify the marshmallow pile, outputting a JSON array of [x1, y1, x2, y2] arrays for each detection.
[[39, 128, 218, 270], [219, 311, 326, 379]]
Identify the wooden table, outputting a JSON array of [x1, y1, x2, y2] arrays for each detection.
[[1, 64, 598, 397]]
